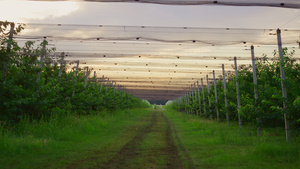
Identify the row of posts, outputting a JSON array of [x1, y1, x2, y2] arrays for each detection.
[[36, 42, 128, 105], [4, 22, 127, 100], [175, 29, 290, 143], [5, 23, 290, 142]]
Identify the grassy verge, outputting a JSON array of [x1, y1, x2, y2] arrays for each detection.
[[164, 107, 300, 169], [0, 108, 152, 169]]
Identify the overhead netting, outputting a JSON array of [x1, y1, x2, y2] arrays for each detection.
[[14, 23, 300, 100], [30, 0, 300, 9]]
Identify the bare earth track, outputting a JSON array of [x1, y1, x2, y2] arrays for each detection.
[[66, 110, 195, 169]]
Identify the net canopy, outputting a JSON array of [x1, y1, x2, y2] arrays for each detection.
[[12, 23, 300, 100], [30, 0, 300, 9]]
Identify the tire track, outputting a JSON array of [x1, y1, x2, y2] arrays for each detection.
[[162, 112, 184, 169], [162, 113, 196, 169], [100, 111, 158, 169]]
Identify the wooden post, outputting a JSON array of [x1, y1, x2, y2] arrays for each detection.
[[58, 52, 64, 77], [213, 70, 220, 121], [193, 83, 198, 116], [184, 93, 187, 113], [188, 87, 191, 114], [201, 78, 206, 115], [222, 64, 229, 125], [190, 86, 193, 115], [192, 83, 198, 115], [6, 22, 15, 54], [84, 67, 89, 90], [251, 45, 261, 135], [113, 81, 116, 95], [72, 60, 79, 97], [100, 75, 104, 90], [105, 78, 109, 95], [277, 29, 291, 143], [37, 37, 47, 82], [99, 75, 104, 98], [187, 92, 190, 114], [234, 57, 242, 128], [3, 22, 15, 78], [197, 81, 202, 115], [207, 75, 212, 122], [93, 71, 96, 88]]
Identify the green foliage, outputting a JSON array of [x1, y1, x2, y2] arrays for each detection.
[[0, 22, 149, 125], [171, 48, 300, 133]]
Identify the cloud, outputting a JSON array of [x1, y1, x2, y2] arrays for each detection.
[[0, 0, 79, 22]]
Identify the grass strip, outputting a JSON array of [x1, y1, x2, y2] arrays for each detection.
[[0, 108, 152, 169], [164, 108, 300, 169]]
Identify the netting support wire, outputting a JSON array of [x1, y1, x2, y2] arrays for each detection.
[[251, 46, 261, 136], [213, 70, 220, 122], [206, 75, 213, 122], [277, 29, 291, 143], [234, 57, 242, 129], [72, 61, 79, 97], [222, 64, 229, 126], [201, 78, 206, 116]]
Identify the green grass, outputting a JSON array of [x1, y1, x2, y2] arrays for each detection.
[[164, 107, 300, 169], [0, 108, 152, 169], [1, 107, 299, 169]]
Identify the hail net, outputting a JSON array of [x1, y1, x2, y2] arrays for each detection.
[[14, 0, 300, 100], [30, 0, 300, 9], [13, 23, 300, 100]]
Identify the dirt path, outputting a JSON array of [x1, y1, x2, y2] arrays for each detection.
[[66, 110, 194, 169]]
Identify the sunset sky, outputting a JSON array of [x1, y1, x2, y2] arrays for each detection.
[[1, 0, 300, 100], [1, 0, 300, 28]]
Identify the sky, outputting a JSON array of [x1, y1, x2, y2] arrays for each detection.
[[1, 0, 300, 29], [1, 0, 300, 100]]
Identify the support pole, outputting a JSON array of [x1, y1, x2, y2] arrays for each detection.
[[99, 75, 104, 98], [207, 75, 212, 122], [58, 52, 64, 78], [6, 22, 15, 54], [201, 78, 206, 116], [105, 78, 109, 95], [234, 57, 242, 128], [213, 70, 220, 121], [251, 45, 261, 136], [277, 29, 291, 143], [197, 81, 202, 115], [194, 83, 198, 116], [72, 60, 79, 97], [187, 92, 190, 114], [37, 37, 46, 82], [222, 64, 229, 125], [93, 71, 97, 88], [84, 67, 89, 90], [3, 22, 15, 78], [190, 86, 194, 115]]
